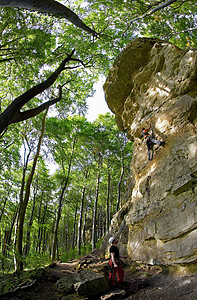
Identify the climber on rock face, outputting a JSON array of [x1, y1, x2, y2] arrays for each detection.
[[142, 124, 165, 160]]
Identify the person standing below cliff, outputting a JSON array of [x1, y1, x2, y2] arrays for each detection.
[[108, 237, 127, 287], [142, 124, 165, 160]]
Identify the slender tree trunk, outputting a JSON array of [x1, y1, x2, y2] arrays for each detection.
[[101, 209, 105, 238], [77, 171, 87, 255], [38, 203, 47, 253], [2, 208, 18, 270], [72, 202, 78, 249], [15, 109, 48, 273], [36, 197, 43, 252], [2, 230, 10, 270], [109, 184, 114, 223], [42, 227, 47, 253], [97, 208, 101, 240], [7, 209, 18, 248], [106, 164, 111, 233], [59, 215, 65, 250], [92, 153, 101, 251], [56, 243, 59, 261], [51, 178, 68, 262], [63, 214, 69, 250], [116, 149, 124, 212], [77, 186, 85, 255], [81, 210, 87, 247], [0, 197, 7, 222], [41, 203, 47, 251], [14, 132, 31, 270], [24, 183, 37, 256]]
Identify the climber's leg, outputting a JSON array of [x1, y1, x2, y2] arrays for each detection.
[[146, 138, 153, 160], [150, 137, 165, 146]]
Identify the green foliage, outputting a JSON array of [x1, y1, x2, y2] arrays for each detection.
[[0, 0, 196, 274], [84, 0, 197, 50], [0, 8, 55, 103], [24, 251, 51, 269], [60, 243, 93, 262], [0, 252, 15, 275], [96, 237, 104, 249]]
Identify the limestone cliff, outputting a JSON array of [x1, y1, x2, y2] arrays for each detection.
[[103, 38, 197, 265]]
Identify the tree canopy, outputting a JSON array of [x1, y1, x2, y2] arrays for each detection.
[[0, 0, 196, 133]]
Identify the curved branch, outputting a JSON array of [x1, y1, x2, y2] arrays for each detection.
[[124, 0, 178, 33], [0, 0, 97, 36], [166, 27, 197, 41]]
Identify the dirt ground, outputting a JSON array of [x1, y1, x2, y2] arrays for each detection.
[[1, 262, 197, 300], [126, 272, 197, 299]]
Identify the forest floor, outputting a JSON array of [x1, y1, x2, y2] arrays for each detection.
[[1, 256, 197, 300]]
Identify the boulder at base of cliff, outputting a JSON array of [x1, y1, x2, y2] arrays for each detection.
[[56, 270, 109, 297]]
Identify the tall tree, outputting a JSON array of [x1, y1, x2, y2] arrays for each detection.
[[23, 180, 37, 256], [92, 150, 102, 251], [116, 134, 129, 212], [105, 158, 111, 233], [16, 109, 48, 272], [77, 170, 88, 255]]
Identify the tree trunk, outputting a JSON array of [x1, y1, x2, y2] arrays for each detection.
[[106, 164, 111, 233], [42, 227, 47, 253], [1, 217, 17, 270], [2, 230, 10, 269], [36, 197, 43, 252], [15, 109, 48, 273], [72, 202, 78, 250], [0, 0, 96, 35], [77, 171, 88, 255], [2, 208, 18, 270], [63, 214, 69, 250], [14, 131, 31, 269], [38, 203, 47, 253], [81, 210, 87, 247], [51, 178, 68, 262], [77, 186, 85, 255], [92, 153, 101, 251], [0, 197, 7, 222], [24, 182, 37, 256], [97, 208, 102, 240], [116, 149, 124, 212]]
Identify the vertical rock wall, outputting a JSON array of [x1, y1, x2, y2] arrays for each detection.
[[103, 38, 197, 265]]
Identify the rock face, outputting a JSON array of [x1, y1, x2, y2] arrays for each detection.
[[103, 38, 197, 265]]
